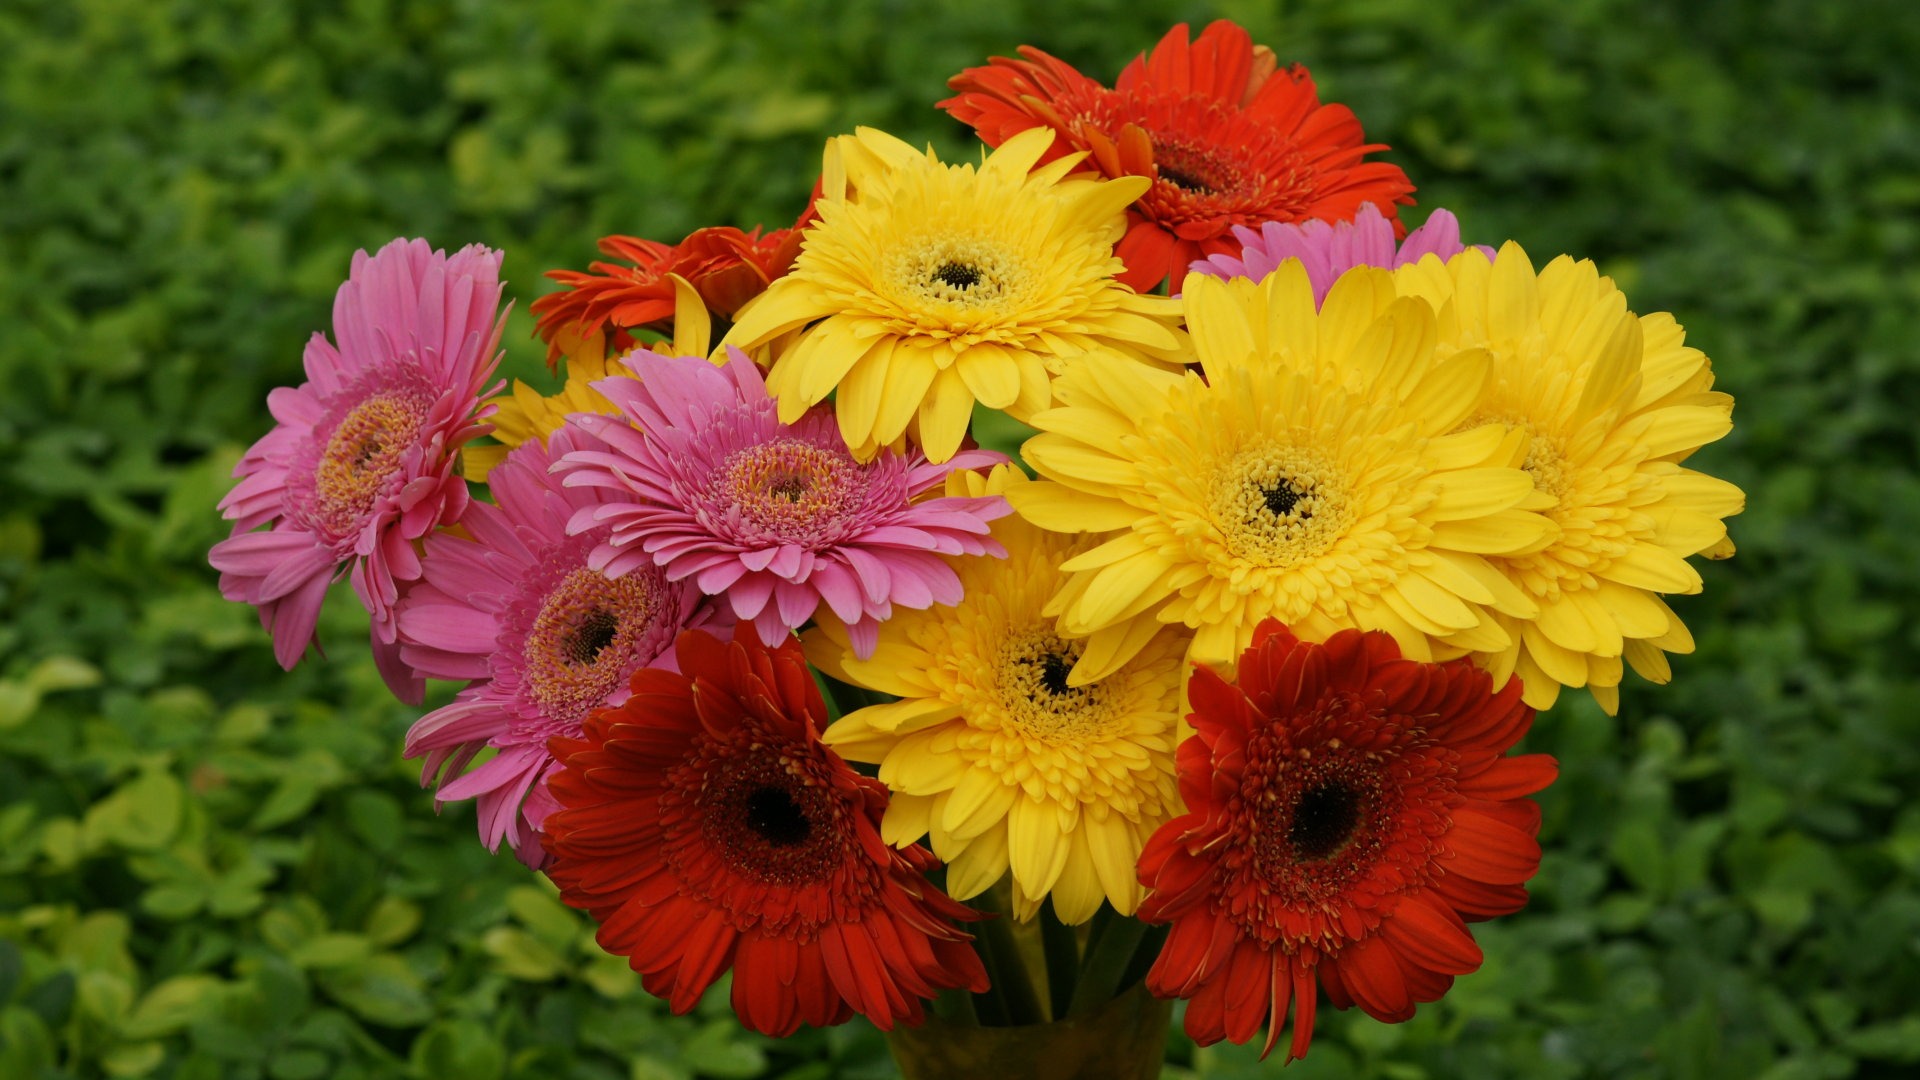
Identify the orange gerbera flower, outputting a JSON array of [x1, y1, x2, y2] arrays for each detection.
[[1138, 620, 1556, 1060], [530, 222, 808, 369], [941, 20, 1415, 293]]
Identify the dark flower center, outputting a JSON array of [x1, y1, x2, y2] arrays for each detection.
[[1289, 780, 1364, 861], [563, 610, 620, 665], [932, 261, 983, 290], [745, 785, 812, 847], [1038, 653, 1073, 696], [1156, 165, 1214, 194], [1261, 480, 1313, 518]]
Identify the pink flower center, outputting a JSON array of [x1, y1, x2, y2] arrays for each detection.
[[715, 437, 862, 542], [518, 563, 672, 724], [297, 372, 435, 543]]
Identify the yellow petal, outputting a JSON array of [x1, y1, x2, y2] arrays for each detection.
[[956, 341, 1023, 410], [1486, 241, 1541, 346], [915, 365, 976, 464], [1388, 571, 1481, 631], [881, 793, 936, 848], [1599, 542, 1704, 595], [1429, 509, 1557, 555], [1049, 829, 1107, 925], [1400, 348, 1491, 436], [1428, 467, 1537, 521], [1623, 638, 1673, 683], [1070, 618, 1165, 686], [1637, 405, 1734, 460], [1184, 275, 1258, 373], [877, 731, 964, 795], [1064, 551, 1177, 633], [1005, 480, 1141, 533], [943, 767, 1019, 841], [1022, 435, 1142, 489], [945, 823, 1009, 900], [1521, 622, 1590, 688], [1007, 798, 1069, 898], [1085, 814, 1145, 916]]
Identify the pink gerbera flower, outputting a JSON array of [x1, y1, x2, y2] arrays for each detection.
[[397, 426, 719, 867], [556, 348, 1012, 657], [1189, 203, 1493, 303], [209, 238, 506, 701]]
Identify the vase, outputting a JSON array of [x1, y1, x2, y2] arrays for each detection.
[[883, 981, 1172, 1080]]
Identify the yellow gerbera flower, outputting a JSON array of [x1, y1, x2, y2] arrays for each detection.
[[807, 466, 1187, 923], [1391, 243, 1743, 713], [1007, 263, 1556, 675], [462, 277, 714, 481], [723, 126, 1189, 464]]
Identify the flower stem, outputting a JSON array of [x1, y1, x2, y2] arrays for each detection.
[[1067, 908, 1147, 1019], [1037, 901, 1080, 1020], [973, 911, 1045, 1027], [930, 986, 979, 1027]]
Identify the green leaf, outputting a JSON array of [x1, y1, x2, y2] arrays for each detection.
[[101, 1041, 167, 1077], [1847, 1017, 1920, 1062], [505, 884, 579, 953], [315, 955, 432, 1029], [680, 1021, 767, 1080], [122, 974, 224, 1039], [86, 770, 184, 851], [269, 1048, 333, 1080], [0, 941, 22, 1007], [410, 1017, 506, 1080], [0, 1007, 56, 1078], [0, 655, 101, 728], [481, 927, 566, 983], [290, 933, 373, 970], [629, 1056, 692, 1080], [363, 897, 422, 949]]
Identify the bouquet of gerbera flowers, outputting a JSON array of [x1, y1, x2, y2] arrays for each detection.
[[211, 20, 1742, 1076]]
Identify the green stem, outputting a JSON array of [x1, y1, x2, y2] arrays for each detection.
[[929, 986, 980, 1027], [1067, 911, 1148, 1019], [1116, 923, 1168, 996], [968, 933, 1011, 1027], [1037, 901, 1080, 1021], [974, 913, 1045, 1026], [817, 671, 893, 721]]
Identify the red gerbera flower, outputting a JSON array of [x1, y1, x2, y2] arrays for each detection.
[[941, 20, 1415, 293], [541, 625, 989, 1035], [1137, 620, 1556, 1061], [530, 222, 807, 370]]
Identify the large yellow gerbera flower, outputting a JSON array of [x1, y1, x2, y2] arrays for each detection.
[[462, 278, 714, 481], [807, 466, 1187, 923], [723, 126, 1188, 464], [1391, 243, 1742, 713], [1007, 263, 1556, 675]]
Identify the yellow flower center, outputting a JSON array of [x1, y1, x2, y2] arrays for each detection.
[[890, 237, 1028, 323], [1210, 444, 1354, 568], [994, 629, 1118, 743]]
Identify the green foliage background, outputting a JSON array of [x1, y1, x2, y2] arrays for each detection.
[[2, 0, 1916, 1076]]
